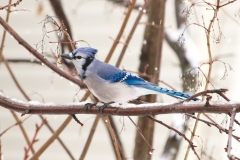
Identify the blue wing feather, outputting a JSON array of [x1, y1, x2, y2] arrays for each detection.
[[97, 65, 199, 101], [108, 71, 199, 101], [107, 71, 146, 83], [109, 71, 129, 82], [95, 60, 123, 81]]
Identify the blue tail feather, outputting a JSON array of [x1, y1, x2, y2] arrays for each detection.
[[140, 84, 199, 101]]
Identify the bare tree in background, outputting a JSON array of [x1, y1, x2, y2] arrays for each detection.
[[161, 0, 200, 159], [134, 0, 166, 160]]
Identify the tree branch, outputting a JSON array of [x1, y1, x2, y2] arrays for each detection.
[[0, 16, 86, 88], [227, 108, 239, 160], [0, 93, 239, 116], [148, 116, 200, 160]]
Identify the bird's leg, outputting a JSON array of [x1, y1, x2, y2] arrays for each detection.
[[84, 102, 97, 111], [98, 101, 115, 114]]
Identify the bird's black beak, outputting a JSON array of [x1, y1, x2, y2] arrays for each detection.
[[61, 54, 72, 60]]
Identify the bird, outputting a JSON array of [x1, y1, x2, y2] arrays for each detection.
[[61, 47, 199, 112]]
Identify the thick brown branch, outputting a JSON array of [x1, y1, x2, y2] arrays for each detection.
[[0, 94, 240, 116]]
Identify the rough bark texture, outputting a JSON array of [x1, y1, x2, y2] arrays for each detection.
[[134, 1, 166, 160]]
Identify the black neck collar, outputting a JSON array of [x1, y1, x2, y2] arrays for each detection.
[[82, 57, 94, 79]]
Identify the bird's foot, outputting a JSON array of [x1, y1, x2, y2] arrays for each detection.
[[84, 103, 97, 111], [98, 101, 114, 114]]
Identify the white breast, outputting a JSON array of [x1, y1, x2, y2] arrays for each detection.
[[84, 74, 157, 103]]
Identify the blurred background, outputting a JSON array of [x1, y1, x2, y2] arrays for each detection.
[[0, 0, 240, 159]]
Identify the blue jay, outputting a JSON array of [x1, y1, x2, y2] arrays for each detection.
[[61, 47, 199, 111]]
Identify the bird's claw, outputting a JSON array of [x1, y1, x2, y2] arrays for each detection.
[[98, 101, 114, 114], [84, 103, 97, 111], [84, 102, 114, 113], [98, 104, 107, 114]]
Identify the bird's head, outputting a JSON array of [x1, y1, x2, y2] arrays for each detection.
[[61, 47, 98, 78]]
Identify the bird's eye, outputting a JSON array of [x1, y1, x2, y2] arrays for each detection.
[[75, 56, 82, 59]]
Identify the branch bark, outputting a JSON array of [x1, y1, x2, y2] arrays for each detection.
[[0, 93, 239, 116]]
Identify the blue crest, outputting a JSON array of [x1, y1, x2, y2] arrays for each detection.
[[72, 47, 98, 57]]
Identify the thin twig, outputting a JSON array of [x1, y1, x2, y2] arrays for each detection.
[[105, 0, 136, 63], [0, 115, 31, 137], [38, 115, 75, 160], [30, 116, 72, 160], [49, 0, 74, 51], [102, 116, 122, 160], [11, 111, 35, 154], [187, 113, 240, 141], [0, 1, 35, 154], [24, 119, 47, 160], [71, 114, 84, 126], [148, 116, 200, 160], [79, 116, 100, 160], [0, 7, 75, 159], [227, 108, 236, 160], [0, 0, 11, 59], [128, 116, 154, 153], [0, 2, 36, 154], [0, 0, 23, 10], [183, 0, 237, 158], [0, 16, 86, 88], [2, 55, 30, 100], [3, 50, 75, 159], [115, 0, 150, 67], [185, 88, 228, 102]]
